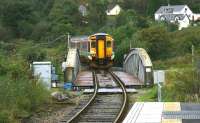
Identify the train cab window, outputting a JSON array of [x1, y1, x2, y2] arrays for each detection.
[[107, 41, 111, 47], [91, 41, 96, 48]]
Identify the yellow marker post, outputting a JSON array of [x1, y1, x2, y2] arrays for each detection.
[[162, 119, 182, 123], [163, 102, 181, 112]]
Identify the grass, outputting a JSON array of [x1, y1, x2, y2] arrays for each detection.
[[136, 86, 158, 102], [128, 86, 158, 104]]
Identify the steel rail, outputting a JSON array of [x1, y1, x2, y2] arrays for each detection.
[[67, 71, 98, 123], [109, 71, 128, 123]]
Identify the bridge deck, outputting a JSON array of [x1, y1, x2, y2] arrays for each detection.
[[74, 71, 93, 87], [74, 71, 143, 87], [113, 71, 144, 86]]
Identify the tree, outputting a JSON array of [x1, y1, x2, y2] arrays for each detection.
[[133, 25, 172, 60], [147, 0, 167, 15], [0, 0, 35, 38], [87, 0, 108, 29], [48, 0, 81, 37]]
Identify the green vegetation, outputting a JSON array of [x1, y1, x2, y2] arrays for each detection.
[[0, 55, 49, 123], [135, 86, 158, 102], [163, 68, 200, 102], [0, 0, 200, 122]]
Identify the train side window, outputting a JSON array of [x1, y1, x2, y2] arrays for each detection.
[[107, 41, 111, 47], [91, 42, 96, 48]]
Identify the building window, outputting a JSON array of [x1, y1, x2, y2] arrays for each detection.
[[185, 8, 187, 13]]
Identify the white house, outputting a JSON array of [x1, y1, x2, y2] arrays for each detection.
[[178, 15, 190, 30], [106, 4, 121, 16], [154, 5, 195, 30], [193, 13, 200, 21], [155, 5, 193, 20]]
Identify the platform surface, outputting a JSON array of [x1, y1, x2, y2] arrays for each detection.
[[123, 102, 200, 123]]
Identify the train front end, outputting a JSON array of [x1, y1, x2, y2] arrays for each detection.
[[88, 33, 114, 68]]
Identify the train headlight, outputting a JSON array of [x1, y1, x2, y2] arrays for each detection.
[[90, 51, 96, 57], [90, 50, 95, 55], [88, 55, 92, 60], [111, 52, 115, 60]]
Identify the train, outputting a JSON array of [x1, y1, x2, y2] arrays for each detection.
[[88, 33, 114, 68]]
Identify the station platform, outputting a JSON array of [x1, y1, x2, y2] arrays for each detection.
[[83, 88, 137, 94], [74, 70, 143, 88], [123, 102, 200, 123]]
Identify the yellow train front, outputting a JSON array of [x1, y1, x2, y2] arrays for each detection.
[[88, 33, 114, 68]]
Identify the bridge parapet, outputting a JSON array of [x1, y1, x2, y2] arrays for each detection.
[[63, 48, 80, 83], [123, 48, 153, 86]]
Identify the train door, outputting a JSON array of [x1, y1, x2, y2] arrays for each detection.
[[98, 39, 105, 59]]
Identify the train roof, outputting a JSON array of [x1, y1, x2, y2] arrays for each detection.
[[89, 33, 113, 39], [92, 33, 110, 36], [71, 36, 88, 43], [94, 33, 107, 35]]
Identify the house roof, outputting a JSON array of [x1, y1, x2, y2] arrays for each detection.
[[107, 4, 120, 11], [155, 5, 189, 14]]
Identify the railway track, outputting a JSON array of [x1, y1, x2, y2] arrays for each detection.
[[61, 70, 128, 123]]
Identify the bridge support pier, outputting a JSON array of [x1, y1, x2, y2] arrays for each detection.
[[62, 48, 80, 89]]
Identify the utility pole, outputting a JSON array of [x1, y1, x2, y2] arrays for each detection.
[[167, 0, 170, 6], [192, 45, 194, 66], [67, 33, 70, 49], [158, 83, 162, 102]]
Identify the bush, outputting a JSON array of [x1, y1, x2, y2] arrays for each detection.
[[153, 54, 192, 69], [23, 47, 47, 63], [163, 69, 200, 102], [0, 111, 10, 123], [0, 56, 49, 122]]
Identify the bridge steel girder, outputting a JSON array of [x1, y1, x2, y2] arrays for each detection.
[[123, 48, 153, 86]]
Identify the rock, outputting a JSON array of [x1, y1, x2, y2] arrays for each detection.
[[51, 91, 69, 101]]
